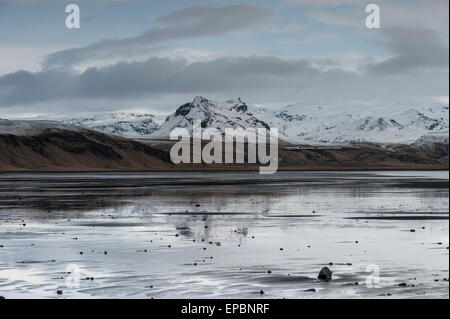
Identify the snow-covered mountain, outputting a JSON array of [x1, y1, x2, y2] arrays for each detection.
[[150, 97, 448, 145], [153, 96, 271, 137], [259, 103, 449, 145], [32, 97, 448, 146], [0, 119, 82, 136], [65, 112, 166, 138], [412, 132, 449, 148]]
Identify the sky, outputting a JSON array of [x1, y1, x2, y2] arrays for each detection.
[[0, 0, 448, 118]]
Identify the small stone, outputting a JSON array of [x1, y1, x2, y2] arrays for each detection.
[[56, 290, 63, 295], [398, 283, 407, 287], [318, 267, 333, 281], [304, 288, 316, 292], [259, 290, 265, 295]]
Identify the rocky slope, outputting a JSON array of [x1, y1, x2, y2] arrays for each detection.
[[0, 119, 170, 171]]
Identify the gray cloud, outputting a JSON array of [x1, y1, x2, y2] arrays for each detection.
[[43, 5, 273, 69], [1, 54, 448, 113], [283, 0, 362, 7], [1, 56, 321, 105], [367, 26, 449, 74]]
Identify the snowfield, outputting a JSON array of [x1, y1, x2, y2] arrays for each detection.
[[65, 112, 166, 138]]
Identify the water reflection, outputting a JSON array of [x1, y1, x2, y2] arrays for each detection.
[[0, 171, 448, 299]]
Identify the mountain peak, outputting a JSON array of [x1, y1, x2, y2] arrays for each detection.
[[192, 96, 208, 105]]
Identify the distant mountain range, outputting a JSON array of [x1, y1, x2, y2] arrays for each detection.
[[62, 96, 449, 146], [5, 97, 449, 147]]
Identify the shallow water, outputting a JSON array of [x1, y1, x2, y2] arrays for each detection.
[[0, 171, 448, 299]]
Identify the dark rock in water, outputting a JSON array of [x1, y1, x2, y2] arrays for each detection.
[[0, 296, 5, 299], [398, 283, 407, 287], [304, 289, 316, 292], [56, 290, 63, 295], [318, 267, 333, 281], [259, 290, 265, 295]]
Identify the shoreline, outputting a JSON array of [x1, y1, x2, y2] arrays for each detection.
[[1, 166, 449, 174]]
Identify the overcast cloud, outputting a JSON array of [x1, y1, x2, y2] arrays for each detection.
[[43, 5, 274, 69], [0, 1, 448, 116]]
